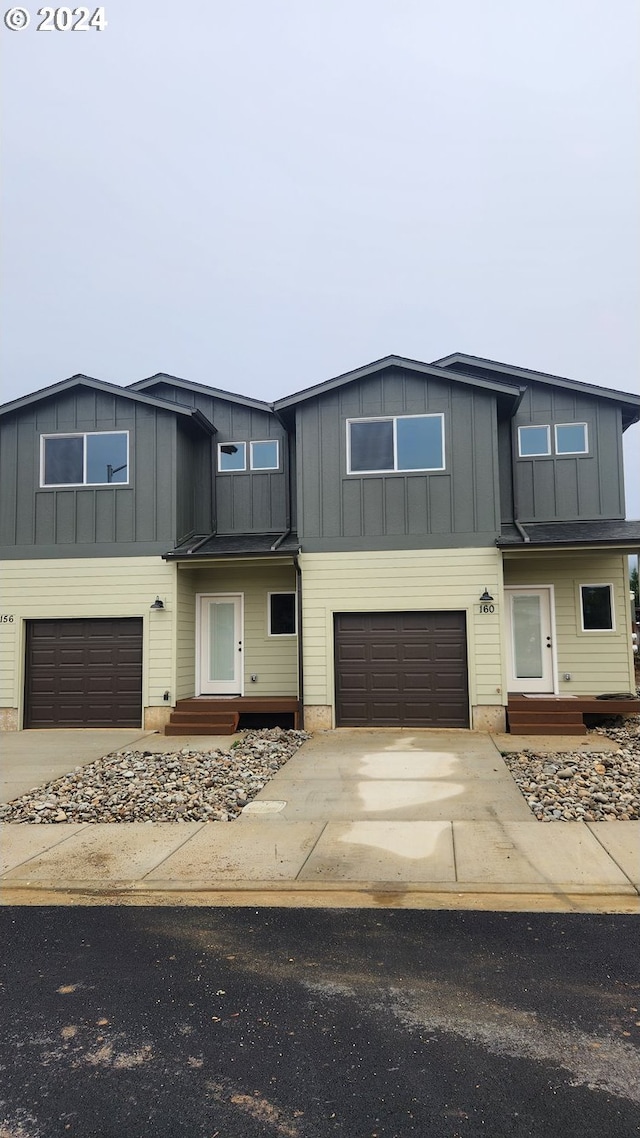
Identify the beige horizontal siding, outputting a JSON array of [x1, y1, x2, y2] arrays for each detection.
[[299, 548, 504, 709], [177, 563, 298, 698], [0, 557, 177, 719], [504, 553, 634, 694]]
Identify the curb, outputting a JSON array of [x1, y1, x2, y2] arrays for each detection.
[[2, 879, 638, 913]]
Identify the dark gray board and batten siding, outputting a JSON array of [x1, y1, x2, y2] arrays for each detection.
[[0, 390, 179, 557], [175, 422, 214, 545], [512, 383, 625, 523], [296, 367, 502, 550], [141, 380, 291, 535]]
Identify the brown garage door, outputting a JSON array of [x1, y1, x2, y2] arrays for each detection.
[[25, 618, 143, 728], [334, 611, 469, 728]]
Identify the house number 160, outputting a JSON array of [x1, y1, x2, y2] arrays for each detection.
[[479, 603, 495, 614]]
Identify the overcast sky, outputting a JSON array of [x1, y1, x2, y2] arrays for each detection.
[[2, 0, 639, 515]]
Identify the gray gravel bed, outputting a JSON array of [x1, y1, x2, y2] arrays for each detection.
[[0, 728, 309, 824], [501, 717, 640, 822]]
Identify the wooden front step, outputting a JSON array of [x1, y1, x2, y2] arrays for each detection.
[[164, 718, 239, 736], [506, 721, 587, 736], [168, 709, 241, 723], [164, 707, 240, 736], [507, 697, 586, 735], [507, 711, 585, 726], [170, 696, 301, 729], [506, 692, 640, 736]]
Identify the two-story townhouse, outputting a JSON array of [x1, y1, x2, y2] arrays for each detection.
[[1, 354, 638, 736]]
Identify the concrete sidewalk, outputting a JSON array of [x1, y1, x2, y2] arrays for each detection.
[[1, 728, 638, 911]]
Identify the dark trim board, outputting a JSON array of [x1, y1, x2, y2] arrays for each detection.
[[1, 543, 174, 559]]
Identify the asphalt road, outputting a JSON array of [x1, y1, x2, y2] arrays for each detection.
[[1, 908, 639, 1138]]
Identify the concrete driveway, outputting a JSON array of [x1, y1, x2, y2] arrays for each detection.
[[245, 728, 532, 822], [0, 729, 153, 802]]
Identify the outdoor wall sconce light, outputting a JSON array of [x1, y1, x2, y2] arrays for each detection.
[[150, 596, 165, 611], [479, 588, 494, 602]]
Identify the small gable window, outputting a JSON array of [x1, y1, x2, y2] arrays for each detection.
[[218, 442, 246, 471], [41, 432, 128, 486], [218, 440, 280, 471], [269, 592, 296, 636], [580, 584, 614, 632], [555, 423, 588, 455], [517, 425, 551, 457], [250, 440, 279, 470], [347, 414, 445, 474], [518, 422, 589, 457]]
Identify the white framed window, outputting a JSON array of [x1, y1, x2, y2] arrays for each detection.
[[580, 584, 615, 632], [555, 423, 588, 455], [268, 592, 297, 636], [40, 432, 129, 487], [518, 422, 590, 458], [346, 414, 445, 474], [218, 442, 246, 471], [250, 440, 279, 470], [517, 425, 551, 457]]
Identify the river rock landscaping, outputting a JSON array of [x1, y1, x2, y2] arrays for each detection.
[[0, 728, 309, 825], [501, 718, 640, 821]]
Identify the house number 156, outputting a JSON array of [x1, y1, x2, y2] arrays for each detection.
[[0, 614, 15, 622]]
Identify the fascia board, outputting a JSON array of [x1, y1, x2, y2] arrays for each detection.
[[273, 355, 522, 410], [0, 374, 215, 431], [433, 353, 640, 414], [129, 374, 273, 413]]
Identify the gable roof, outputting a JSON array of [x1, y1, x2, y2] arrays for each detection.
[[0, 374, 217, 433], [273, 354, 524, 411], [129, 373, 273, 413], [433, 353, 640, 427]]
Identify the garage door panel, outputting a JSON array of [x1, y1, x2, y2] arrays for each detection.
[[25, 618, 143, 728], [30, 649, 58, 667], [370, 645, 400, 663], [370, 674, 403, 693], [335, 611, 469, 728], [403, 673, 436, 690], [59, 649, 90, 666]]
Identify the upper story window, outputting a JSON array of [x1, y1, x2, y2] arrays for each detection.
[[218, 440, 280, 472], [518, 422, 589, 458], [218, 442, 246, 471], [347, 414, 445, 474], [41, 432, 129, 487], [517, 425, 551, 457], [250, 440, 279, 470], [555, 423, 588, 454]]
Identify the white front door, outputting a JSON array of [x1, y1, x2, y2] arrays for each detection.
[[505, 587, 556, 693], [197, 594, 243, 695]]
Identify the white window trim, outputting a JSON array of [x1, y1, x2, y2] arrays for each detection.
[[267, 591, 297, 637], [554, 422, 589, 455], [579, 582, 616, 633], [517, 424, 551, 458], [250, 439, 280, 471], [40, 431, 130, 488], [346, 413, 445, 475], [217, 441, 247, 472]]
